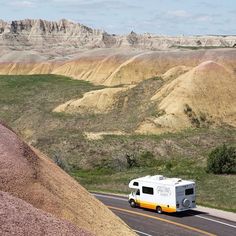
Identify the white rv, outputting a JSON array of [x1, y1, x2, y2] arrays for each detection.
[[128, 175, 196, 213]]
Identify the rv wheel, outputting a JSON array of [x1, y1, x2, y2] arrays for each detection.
[[156, 206, 162, 214], [130, 199, 136, 208]]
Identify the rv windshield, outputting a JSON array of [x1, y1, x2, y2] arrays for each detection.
[[131, 189, 140, 196]]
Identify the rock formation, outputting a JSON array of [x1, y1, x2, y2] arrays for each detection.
[[53, 86, 134, 114], [0, 19, 236, 134], [0, 19, 105, 49], [0, 19, 236, 51], [0, 122, 135, 236]]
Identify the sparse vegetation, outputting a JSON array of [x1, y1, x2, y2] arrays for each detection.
[[173, 45, 234, 50], [157, 109, 166, 117], [184, 104, 200, 127], [53, 152, 70, 172], [184, 104, 211, 128], [0, 74, 235, 212], [150, 76, 163, 81], [71, 155, 236, 212]]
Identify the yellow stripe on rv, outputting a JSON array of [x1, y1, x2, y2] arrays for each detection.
[[136, 200, 176, 213]]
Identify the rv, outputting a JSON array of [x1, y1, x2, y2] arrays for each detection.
[[128, 175, 196, 213]]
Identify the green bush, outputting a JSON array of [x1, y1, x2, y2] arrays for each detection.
[[53, 152, 70, 172], [207, 145, 236, 174], [126, 153, 138, 168], [125, 151, 157, 168], [165, 161, 173, 171]]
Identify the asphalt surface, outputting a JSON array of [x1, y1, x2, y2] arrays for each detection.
[[93, 193, 236, 236]]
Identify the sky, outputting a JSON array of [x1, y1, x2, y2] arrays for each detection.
[[0, 0, 235, 35]]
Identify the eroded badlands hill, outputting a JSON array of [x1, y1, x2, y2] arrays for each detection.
[[137, 61, 236, 133], [0, 19, 236, 52], [0, 48, 235, 85], [0, 19, 105, 49], [0, 191, 91, 236], [0, 122, 135, 236], [0, 19, 235, 134], [0, 48, 235, 133], [47, 49, 236, 133]]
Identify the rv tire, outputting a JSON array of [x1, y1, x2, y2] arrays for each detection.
[[129, 199, 136, 208], [156, 206, 162, 214]]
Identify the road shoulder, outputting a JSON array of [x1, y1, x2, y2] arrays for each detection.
[[196, 205, 236, 223]]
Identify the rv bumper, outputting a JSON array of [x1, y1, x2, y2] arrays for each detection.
[[176, 206, 196, 212]]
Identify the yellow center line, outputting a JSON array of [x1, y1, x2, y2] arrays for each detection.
[[108, 206, 216, 236]]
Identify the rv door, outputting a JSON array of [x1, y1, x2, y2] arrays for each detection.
[[135, 189, 140, 205]]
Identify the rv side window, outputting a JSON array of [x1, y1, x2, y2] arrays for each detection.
[[142, 187, 154, 195], [185, 188, 194, 195], [133, 182, 139, 186]]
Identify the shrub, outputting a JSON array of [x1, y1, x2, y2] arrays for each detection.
[[125, 151, 157, 168], [165, 161, 173, 171], [53, 153, 70, 172], [207, 145, 236, 174], [126, 153, 138, 168]]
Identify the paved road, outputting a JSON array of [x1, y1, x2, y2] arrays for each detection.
[[93, 193, 236, 236]]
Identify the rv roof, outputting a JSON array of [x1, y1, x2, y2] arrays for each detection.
[[133, 175, 195, 186]]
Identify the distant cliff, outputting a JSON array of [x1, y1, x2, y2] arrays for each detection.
[[0, 19, 235, 50], [0, 19, 107, 49]]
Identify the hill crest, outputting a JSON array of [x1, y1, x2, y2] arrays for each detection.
[[1, 18, 236, 50]]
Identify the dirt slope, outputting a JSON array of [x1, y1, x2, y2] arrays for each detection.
[[161, 65, 192, 81], [0, 48, 235, 135], [54, 86, 134, 114], [137, 61, 236, 134], [0, 191, 91, 236], [0, 48, 236, 86], [37, 49, 236, 86], [0, 122, 135, 236]]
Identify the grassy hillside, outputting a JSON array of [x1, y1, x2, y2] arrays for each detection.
[[0, 74, 235, 212]]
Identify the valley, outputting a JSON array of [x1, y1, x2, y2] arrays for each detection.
[[0, 19, 236, 235], [0, 74, 235, 212]]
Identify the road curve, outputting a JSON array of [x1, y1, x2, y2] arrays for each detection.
[[93, 193, 236, 236]]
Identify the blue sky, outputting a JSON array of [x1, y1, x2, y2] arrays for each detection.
[[0, 0, 235, 35]]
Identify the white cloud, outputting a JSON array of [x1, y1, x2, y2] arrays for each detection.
[[9, 0, 35, 7], [195, 15, 211, 22], [167, 10, 190, 18], [51, 0, 103, 3]]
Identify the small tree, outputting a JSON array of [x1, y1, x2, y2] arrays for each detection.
[[207, 145, 236, 174], [126, 153, 138, 168], [53, 152, 70, 172]]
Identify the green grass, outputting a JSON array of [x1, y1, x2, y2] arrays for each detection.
[[0, 74, 235, 212], [69, 130, 236, 212], [71, 157, 236, 212], [150, 76, 163, 81], [0, 74, 104, 122]]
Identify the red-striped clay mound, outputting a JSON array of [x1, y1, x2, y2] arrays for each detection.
[[0, 191, 92, 236], [0, 122, 135, 236]]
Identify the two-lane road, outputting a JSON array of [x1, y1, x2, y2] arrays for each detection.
[[93, 193, 236, 236]]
